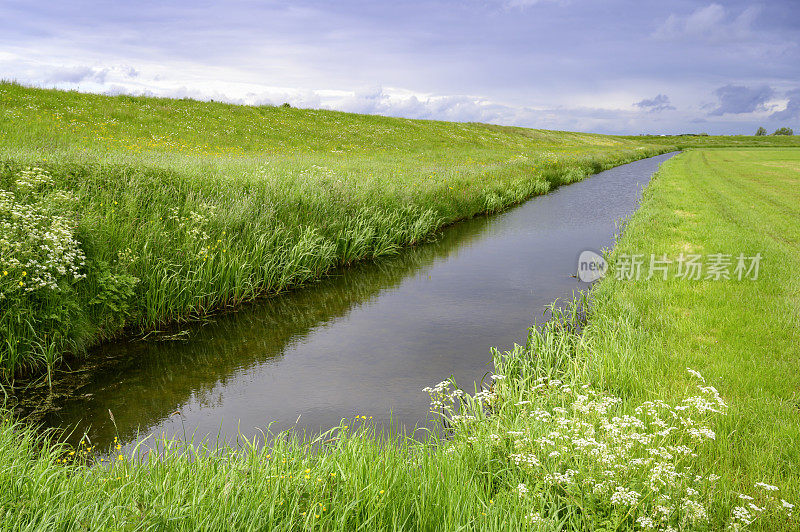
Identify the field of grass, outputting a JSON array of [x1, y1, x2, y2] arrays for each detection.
[[2, 148, 798, 530], [621, 134, 800, 149], [579, 147, 800, 529], [0, 82, 673, 381]]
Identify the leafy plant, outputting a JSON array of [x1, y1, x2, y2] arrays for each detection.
[[88, 265, 140, 331]]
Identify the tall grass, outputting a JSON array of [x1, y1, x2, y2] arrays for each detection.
[[1, 295, 793, 530], [0, 82, 673, 380]]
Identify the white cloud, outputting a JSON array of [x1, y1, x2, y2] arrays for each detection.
[[3, 53, 796, 136], [0, 55, 634, 131], [769, 89, 800, 121]]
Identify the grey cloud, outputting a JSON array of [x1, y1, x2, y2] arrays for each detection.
[[654, 3, 761, 43], [634, 94, 675, 112], [770, 89, 800, 121], [708, 84, 774, 116]]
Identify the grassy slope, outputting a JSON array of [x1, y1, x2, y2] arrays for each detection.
[[0, 83, 671, 379], [582, 148, 800, 529]]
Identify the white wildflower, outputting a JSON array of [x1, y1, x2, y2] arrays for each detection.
[[510, 453, 540, 468], [610, 486, 640, 506], [682, 498, 708, 522], [686, 368, 706, 383], [754, 482, 779, 492], [529, 511, 544, 524], [731, 506, 753, 526]]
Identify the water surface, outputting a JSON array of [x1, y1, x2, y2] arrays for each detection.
[[15, 153, 676, 450]]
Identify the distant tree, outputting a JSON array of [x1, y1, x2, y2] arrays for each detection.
[[772, 127, 794, 136], [755, 127, 767, 136], [281, 102, 292, 108]]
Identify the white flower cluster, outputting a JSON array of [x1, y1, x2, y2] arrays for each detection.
[[611, 486, 641, 506], [429, 365, 795, 530], [422, 380, 463, 412], [13, 166, 54, 192], [0, 168, 86, 297], [528, 510, 558, 529], [510, 453, 540, 467], [423, 378, 498, 425], [727, 483, 795, 529], [166, 205, 215, 243]]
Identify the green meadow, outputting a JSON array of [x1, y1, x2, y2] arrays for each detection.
[[1, 85, 799, 531], [621, 134, 800, 149], [578, 147, 800, 530], [0, 83, 670, 379]]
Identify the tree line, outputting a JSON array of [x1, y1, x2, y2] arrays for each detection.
[[755, 126, 793, 136]]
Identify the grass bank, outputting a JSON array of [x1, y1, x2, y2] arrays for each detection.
[[0, 82, 672, 380], [2, 148, 798, 530], [577, 147, 800, 529]]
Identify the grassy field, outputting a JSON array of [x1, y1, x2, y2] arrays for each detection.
[[1, 148, 798, 530], [579, 147, 800, 529], [0, 82, 672, 380], [621, 134, 800, 149]]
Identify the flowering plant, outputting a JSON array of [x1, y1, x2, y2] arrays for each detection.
[[0, 168, 85, 297], [0, 167, 86, 375], [427, 349, 794, 530]]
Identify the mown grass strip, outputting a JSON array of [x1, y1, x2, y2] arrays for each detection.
[[580, 147, 800, 529]]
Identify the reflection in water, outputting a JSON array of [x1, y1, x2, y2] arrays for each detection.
[[15, 214, 492, 446], [14, 153, 676, 451]]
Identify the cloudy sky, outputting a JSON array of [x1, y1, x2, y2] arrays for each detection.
[[2, 0, 798, 134]]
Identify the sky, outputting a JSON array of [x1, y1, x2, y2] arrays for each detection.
[[1, 0, 799, 135]]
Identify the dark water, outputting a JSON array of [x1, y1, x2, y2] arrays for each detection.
[[14, 153, 676, 451]]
